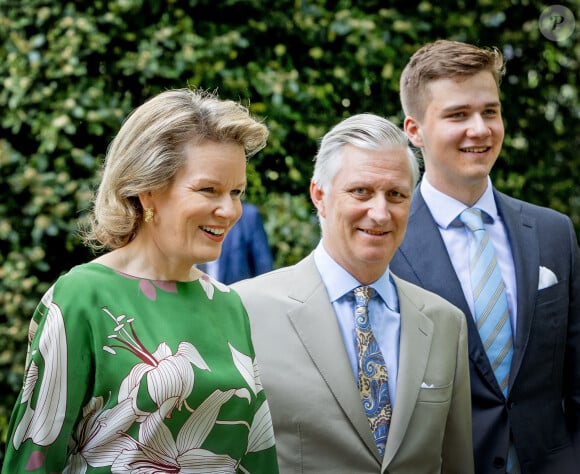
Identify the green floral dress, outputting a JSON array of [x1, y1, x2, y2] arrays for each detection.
[[2, 263, 279, 473]]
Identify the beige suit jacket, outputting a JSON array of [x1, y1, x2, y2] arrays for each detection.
[[233, 254, 473, 474]]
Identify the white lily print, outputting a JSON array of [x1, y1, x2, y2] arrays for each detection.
[[23, 284, 53, 364], [63, 395, 137, 473], [245, 400, 276, 454], [13, 301, 67, 450], [198, 274, 230, 300], [111, 388, 249, 473], [228, 344, 275, 461], [229, 343, 263, 397], [101, 308, 211, 418]]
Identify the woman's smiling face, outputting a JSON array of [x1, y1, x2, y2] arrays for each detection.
[[142, 139, 247, 270]]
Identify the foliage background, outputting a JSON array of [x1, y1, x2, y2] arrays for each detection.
[[1, 0, 579, 462]]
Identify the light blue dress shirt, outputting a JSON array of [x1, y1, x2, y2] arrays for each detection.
[[420, 175, 518, 336], [313, 242, 400, 410]]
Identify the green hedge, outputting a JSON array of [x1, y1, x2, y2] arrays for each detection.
[[1, 0, 579, 460]]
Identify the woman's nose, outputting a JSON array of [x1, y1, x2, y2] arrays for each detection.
[[215, 195, 241, 220]]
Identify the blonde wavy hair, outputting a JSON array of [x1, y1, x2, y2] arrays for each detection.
[[81, 88, 269, 251]]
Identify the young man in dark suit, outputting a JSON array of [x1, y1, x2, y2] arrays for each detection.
[[390, 39, 580, 474]]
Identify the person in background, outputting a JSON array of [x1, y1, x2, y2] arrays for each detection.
[[234, 113, 473, 473], [390, 39, 580, 474], [199, 202, 273, 284], [2, 88, 279, 473]]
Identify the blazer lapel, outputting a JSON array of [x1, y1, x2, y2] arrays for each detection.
[[399, 193, 471, 316], [494, 191, 538, 385], [286, 256, 379, 459], [399, 191, 500, 395], [382, 275, 434, 469]]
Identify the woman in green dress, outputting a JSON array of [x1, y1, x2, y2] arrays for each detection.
[[2, 88, 279, 473]]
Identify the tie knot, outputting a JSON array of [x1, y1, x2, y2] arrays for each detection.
[[459, 208, 485, 233], [354, 286, 374, 306]]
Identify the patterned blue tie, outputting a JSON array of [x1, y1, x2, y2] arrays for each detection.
[[354, 286, 391, 457], [460, 209, 520, 473], [460, 208, 513, 396]]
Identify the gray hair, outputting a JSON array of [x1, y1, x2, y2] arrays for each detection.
[[82, 88, 269, 251], [312, 113, 419, 193]]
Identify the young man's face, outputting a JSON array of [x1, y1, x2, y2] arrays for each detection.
[[405, 71, 505, 202]]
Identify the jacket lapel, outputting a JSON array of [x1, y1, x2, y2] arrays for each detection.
[[399, 192, 500, 395], [494, 191, 538, 385], [286, 256, 379, 459], [382, 275, 434, 469], [399, 193, 471, 316]]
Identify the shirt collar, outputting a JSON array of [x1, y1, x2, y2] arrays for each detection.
[[313, 241, 399, 311], [420, 174, 499, 228]]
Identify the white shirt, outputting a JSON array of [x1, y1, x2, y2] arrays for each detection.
[[420, 175, 518, 336]]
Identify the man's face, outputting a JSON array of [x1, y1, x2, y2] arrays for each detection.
[[311, 144, 413, 285], [405, 71, 504, 202]]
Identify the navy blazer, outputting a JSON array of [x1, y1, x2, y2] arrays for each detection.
[[215, 203, 273, 285], [390, 187, 580, 474]]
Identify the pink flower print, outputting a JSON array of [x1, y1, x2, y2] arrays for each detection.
[[138, 279, 178, 301], [113, 270, 178, 301]]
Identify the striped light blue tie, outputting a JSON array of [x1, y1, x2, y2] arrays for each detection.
[[460, 209, 520, 473], [460, 208, 513, 395]]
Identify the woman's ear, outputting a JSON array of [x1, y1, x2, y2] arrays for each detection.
[[137, 191, 153, 210]]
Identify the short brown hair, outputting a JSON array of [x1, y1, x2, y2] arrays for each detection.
[[400, 40, 505, 120]]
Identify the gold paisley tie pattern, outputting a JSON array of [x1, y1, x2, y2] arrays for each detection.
[[354, 286, 392, 457]]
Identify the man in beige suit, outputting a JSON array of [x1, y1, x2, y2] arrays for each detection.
[[234, 113, 473, 473]]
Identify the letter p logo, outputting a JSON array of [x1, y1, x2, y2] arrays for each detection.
[[539, 5, 575, 41]]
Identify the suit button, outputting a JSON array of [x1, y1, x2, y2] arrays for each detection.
[[507, 400, 514, 409], [493, 457, 505, 468]]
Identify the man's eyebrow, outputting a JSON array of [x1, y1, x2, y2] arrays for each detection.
[[441, 101, 501, 113]]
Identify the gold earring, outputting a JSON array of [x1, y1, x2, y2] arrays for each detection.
[[144, 208, 154, 223]]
